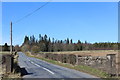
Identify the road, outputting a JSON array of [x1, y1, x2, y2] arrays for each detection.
[[18, 52, 99, 79]]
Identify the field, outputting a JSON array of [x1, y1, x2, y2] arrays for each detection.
[[39, 50, 118, 56]]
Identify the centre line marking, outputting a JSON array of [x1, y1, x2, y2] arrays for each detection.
[[42, 67, 54, 74], [28, 60, 54, 75]]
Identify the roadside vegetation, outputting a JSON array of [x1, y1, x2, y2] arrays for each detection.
[[25, 52, 110, 78]]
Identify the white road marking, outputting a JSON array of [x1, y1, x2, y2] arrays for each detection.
[[28, 59, 54, 74], [42, 67, 54, 74]]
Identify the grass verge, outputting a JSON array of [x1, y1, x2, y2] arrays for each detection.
[[25, 52, 110, 78]]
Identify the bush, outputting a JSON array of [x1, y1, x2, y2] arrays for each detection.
[[21, 44, 30, 52], [31, 46, 39, 53]]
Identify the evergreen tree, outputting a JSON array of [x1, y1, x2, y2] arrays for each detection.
[[4, 43, 9, 51], [24, 36, 29, 44], [21, 34, 118, 52], [70, 39, 73, 44], [44, 34, 48, 41], [39, 34, 42, 42], [66, 38, 69, 44]]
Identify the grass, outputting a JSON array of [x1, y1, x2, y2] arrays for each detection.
[[25, 52, 110, 78], [74, 65, 108, 78]]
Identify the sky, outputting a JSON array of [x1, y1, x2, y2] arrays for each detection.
[[1, 0, 119, 2], [2, 2, 118, 45]]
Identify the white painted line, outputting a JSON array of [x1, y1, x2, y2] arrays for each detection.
[[31, 61, 34, 64], [34, 63, 41, 67], [42, 67, 54, 74], [28, 60, 54, 75]]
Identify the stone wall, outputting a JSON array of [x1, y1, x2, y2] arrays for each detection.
[[77, 54, 116, 75], [31, 52, 116, 75]]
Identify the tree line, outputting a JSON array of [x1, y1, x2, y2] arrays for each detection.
[[21, 34, 118, 53]]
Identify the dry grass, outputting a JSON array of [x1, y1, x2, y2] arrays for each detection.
[[0, 52, 10, 54], [39, 50, 118, 56]]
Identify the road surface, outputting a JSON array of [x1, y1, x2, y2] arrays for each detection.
[[18, 52, 99, 79]]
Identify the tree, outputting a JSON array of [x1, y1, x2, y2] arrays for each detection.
[[78, 40, 81, 44], [23, 36, 29, 44], [39, 42, 46, 52], [52, 38, 55, 43], [31, 45, 39, 53], [44, 34, 48, 41], [4, 43, 9, 51], [39, 34, 42, 41], [21, 44, 30, 52], [70, 39, 73, 44], [30, 35, 35, 44], [76, 40, 82, 51], [14, 45, 21, 51], [48, 37, 52, 52], [85, 41, 87, 44], [66, 38, 69, 44], [21, 34, 119, 52]]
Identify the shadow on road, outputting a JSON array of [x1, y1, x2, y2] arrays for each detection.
[[20, 68, 33, 76]]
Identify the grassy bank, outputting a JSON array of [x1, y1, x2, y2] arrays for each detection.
[[25, 52, 109, 78]]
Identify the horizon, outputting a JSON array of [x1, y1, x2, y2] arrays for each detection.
[[1, 33, 118, 46], [2, 2, 118, 45]]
